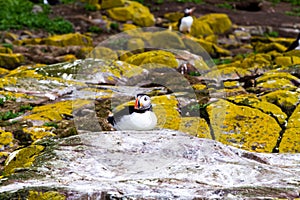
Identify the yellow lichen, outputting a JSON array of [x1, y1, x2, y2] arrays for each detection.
[[4, 145, 45, 175], [24, 100, 92, 122], [28, 191, 66, 200], [23, 127, 56, 141], [208, 99, 280, 152], [43, 33, 93, 47], [152, 95, 181, 130], [199, 13, 232, 34], [0, 129, 14, 149], [179, 117, 211, 138], [125, 50, 178, 68]]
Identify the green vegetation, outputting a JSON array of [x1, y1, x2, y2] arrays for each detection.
[[264, 31, 279, 37], [43, 122, 58, 129], [217, 3, 233, 9], [285, 7, 300, 16], [0, 0, 73, 34], [19, 105, 33, 112], [0, 98, 4, 106], [0, 111, 20, 120], [213, 58, 232, 65]]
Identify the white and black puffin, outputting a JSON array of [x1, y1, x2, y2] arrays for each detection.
[[286, 32, 300, 52], [107, 94, 157, 131], [178, 7, 196, 33]]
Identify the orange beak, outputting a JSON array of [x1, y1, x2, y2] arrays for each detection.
[[134, 98, 139, 109], [190, 7, 196, 13]]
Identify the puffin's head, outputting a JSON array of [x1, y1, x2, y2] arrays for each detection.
[[134, 94, 152, 110], [184, 7, 196, 16]]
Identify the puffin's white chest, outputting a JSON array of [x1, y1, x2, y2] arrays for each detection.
[[114, 111, 157, 131], [296, 39, 300, 50], [179, 16, 193, 32]]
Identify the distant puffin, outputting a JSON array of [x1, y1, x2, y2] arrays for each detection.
[[286, 33, 300, 52], [178, 7, 196, 33], [107, 94, 157, 131]]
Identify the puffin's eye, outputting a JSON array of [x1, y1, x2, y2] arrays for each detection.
[[144, 97, 148, 101]]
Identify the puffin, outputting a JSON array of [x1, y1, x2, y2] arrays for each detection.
[[286, 33, 300, 52], [107, 94, 157, 131], [178, 7, 196, 33]]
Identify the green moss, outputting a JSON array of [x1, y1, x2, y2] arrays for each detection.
[[4, 144, 45, 176]]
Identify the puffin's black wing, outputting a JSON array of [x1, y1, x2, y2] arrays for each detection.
[[286, 40, 298, 52], [177, 18, 182, 31]]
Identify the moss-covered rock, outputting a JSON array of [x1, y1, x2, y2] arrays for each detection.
[[199, 13, 232, 34], [148, 31, 185, 49], [0, 53, 25, 69], [43, 33, 93, 47], [28, 191, 66, 200], [208, 99, 281, 152], [107, 1, 155, 27], [0, 67, 9, 76], [125, 50, 178, 67], [4, 144, 45, 175], [101, 0, 125, 9]]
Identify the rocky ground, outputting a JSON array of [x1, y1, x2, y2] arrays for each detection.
[[1, 0, 300, 199]]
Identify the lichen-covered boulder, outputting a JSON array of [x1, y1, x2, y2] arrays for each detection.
[[23, 127, 56, 141], [125, 50, 178, 67], [164, 12, 183, 22], [260, 90, 300, 115], [279, 104, 300, 153], [207, 99, 281, 152], [27, 191, 66, 200], [88, 46, 118, 60], [191, 18, 214, 37], [107, 1, 155, 27], [127, 38, 145, 51], [0, 129, 14, 150], [240, 53, 272, 69], [0, 53, 24, 69], [256, 71, 299, 91], [43, 33, 93, 47], [148, 31, 185, 49], [199, 13, 232, 34], [227, 94, 288, 125], [0, 46, 13, 54], [4, 144, 45, 175], [274, 56, 300, 67], [254, 42, 286, 53], [24, 100, 91, 123], [101, 0, 125, 9]]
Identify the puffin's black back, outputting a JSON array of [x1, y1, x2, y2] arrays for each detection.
[[286, 32, 300, 52]]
